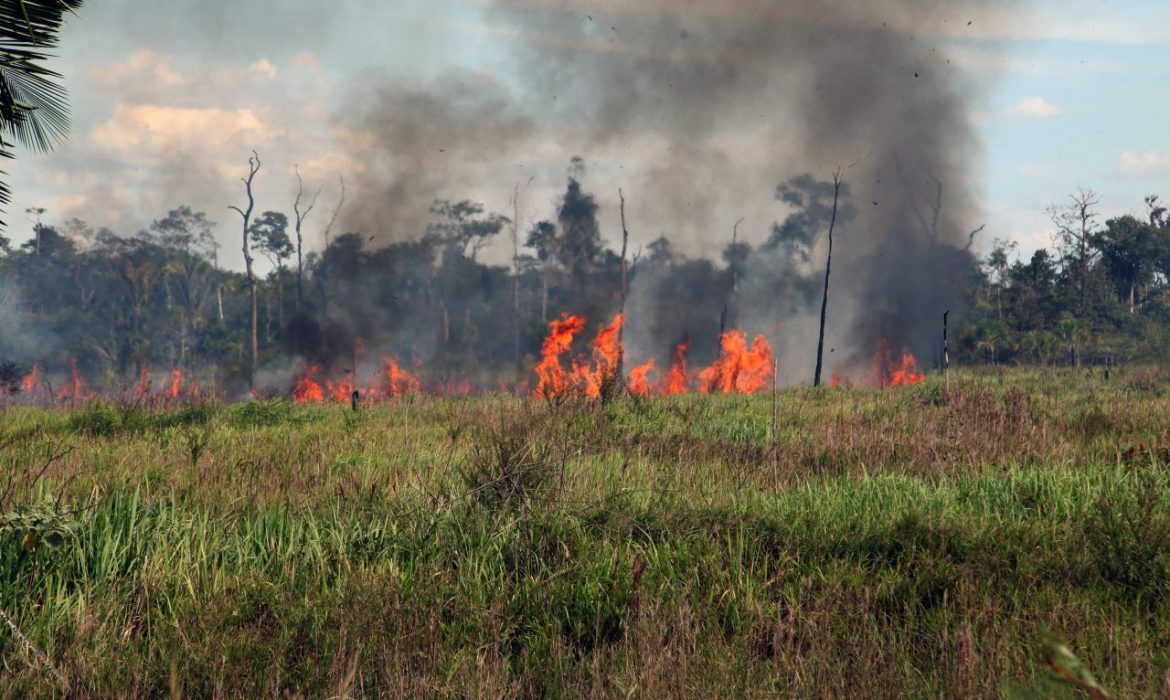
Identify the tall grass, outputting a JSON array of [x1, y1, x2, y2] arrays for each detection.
[[1, 369, 1169, 697]]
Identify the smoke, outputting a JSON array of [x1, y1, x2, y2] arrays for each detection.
[[328, 0, 1022, 381], [338, 72, 536, 241]]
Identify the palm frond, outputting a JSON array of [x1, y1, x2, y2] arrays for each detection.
[[0, 0, 83, 222]]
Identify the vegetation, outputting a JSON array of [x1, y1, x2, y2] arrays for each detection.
[[3, 167, 1169, 394], [0, 0, 84, 230], [2, 369, 1170, 696]]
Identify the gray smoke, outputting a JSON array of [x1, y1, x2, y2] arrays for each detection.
[[337, 0, 1024, 380], [338, 72, 536, 240]]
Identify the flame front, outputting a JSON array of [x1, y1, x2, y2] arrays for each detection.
[[698, 331, 774, 394], [534, 314, 587, 399], [628, 359, 655, 396], [168, 369, 183, 398], [871, 339, 925, 387], [384, 357, 421, 397], [294, 365, 326, 403]]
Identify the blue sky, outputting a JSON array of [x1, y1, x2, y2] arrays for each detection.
[[6, 0, 1169, 270]]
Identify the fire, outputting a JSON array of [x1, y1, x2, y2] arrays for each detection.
[[325, 374, 353, 404], [658, 342, 690, 395], [871, 339, 925, 387], [628, 359, 655, 396], [294, 365, 326, 404], [20, 364, 41, 396], [534, 314, 587, 399], [384, 357, 421, 397], [168, 369, 183, 398], [699, 331, 773, 394], [61, 358, 85, 401], [575, 313, 624, 398]]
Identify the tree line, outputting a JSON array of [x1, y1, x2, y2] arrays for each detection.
[[1, 160, 1168, 395]]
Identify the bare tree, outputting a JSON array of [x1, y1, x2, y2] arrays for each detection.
[[510, 183, 522, 370], [1047, 188, 1102, 316], [813, 169, 843, 388], [292, 166, 322, 310], [319, 176, 346, 351], [617, 188, 631, 378], [229, 150, 261, 392]]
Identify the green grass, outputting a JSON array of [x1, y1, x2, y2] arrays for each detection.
[[2, 368, 1170, 697]]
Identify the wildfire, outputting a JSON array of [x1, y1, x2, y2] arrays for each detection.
[[534, 314, 587, 399], [20, 364, 41, 396], [628, 359, 655, 396], [294, 365, 326, 404], [168, 369, 183, 398], [658, 342, 690, 395], [384, 357, 421, 397], [698, 331, 774, 394], [871, 339, 925, 387], [569, 313, 624, 398], [60, 358, 85, 401]]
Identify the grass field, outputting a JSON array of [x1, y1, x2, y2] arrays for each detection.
[[2, 367, 1170, 697]]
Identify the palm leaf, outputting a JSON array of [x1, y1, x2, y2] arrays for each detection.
[[0, 0, 83, 225]]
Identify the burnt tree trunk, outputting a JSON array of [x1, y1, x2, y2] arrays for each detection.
[[813, 170, 843, 388], [617, 188, 630, 379]]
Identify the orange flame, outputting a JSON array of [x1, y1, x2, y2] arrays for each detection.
[[167, 369, 183, 398], [534, 314, 587, 399], [699, 331, 773, 394], [325, 374, 353, 404], [294, 365, 326, 403], [20, 364, 41, 397], [871, 339, 925, 387], [573, 313, 624, 398], [657, 342, 690, 395], [384, 357, 421, 397], [628, 359, 655, 396], [61, 358, 85, 401]]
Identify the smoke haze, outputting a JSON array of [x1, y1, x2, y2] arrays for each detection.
[[338, 0, 1021, 376]]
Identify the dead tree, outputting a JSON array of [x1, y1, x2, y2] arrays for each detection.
[[1048, 188, 1102, 317], [229, 150, 261, 393], [719, 217, 745, 335], [319, 176, 346, 355], [617, 189, 631, 377], [511, 183, 523, 371], [813, 169, 843, 388], [292, 165, 322, 310]]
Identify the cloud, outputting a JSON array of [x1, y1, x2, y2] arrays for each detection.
[[1005, 96, 1064, 119], [249, 58, 279, 79], [1119, 150, 1170, 174], [90, 105, 266, 159]]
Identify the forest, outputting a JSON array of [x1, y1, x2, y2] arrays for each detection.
[[1, 165, 1168, 399]]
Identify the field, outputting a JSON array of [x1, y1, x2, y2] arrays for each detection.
[[2, 368, 1170, 698]]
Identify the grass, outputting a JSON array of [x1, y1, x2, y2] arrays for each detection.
[[1, 367, 1170, 697]]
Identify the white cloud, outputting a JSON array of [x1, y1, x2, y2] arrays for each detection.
[[249, 58, 279, 79], [90, 105, 266, 157], [1119, 150, 1170, 174], [1005, 97, 1064, 119]]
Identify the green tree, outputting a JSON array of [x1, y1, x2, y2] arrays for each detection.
[[1095, 215, 1162, 315]]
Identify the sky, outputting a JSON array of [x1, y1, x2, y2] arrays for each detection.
[[5, 0, 1170, 272]]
